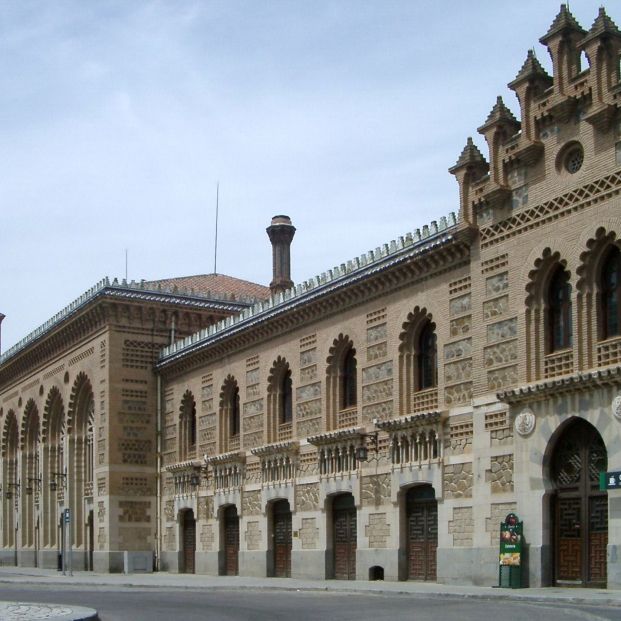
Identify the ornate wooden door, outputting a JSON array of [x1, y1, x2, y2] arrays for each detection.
[[552, 420, 607, 586], [407, 485, 437, 581], [273, 500, 292, 577], [182, 510, 196, 574], [223, 506, 239, 576], [333, 494, 356, 580]]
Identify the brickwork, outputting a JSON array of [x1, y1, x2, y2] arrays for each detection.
[[365, 513, 390, 548], [448, 506, 474, 547]]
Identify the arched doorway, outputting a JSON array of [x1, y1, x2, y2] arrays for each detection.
[[550, 419, 607, 586], [222, 505, 239, 576], [406, 485, 437, 581], [332, 493, 356, 580], [180, 509, 196, 574], [271, 500, 292, 577]]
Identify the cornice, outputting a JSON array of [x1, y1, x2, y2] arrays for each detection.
[[0, 279, 252, 369], [497, 365, 621, 404], [158, 222, 473, 377], [307, 427, 365, 446], [375, 411, 444, 432]]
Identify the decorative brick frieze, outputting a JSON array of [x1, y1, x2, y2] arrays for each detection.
[[295, 483, 320, 512], [487, 318, 517, 344], [449, 294, 471, 317]]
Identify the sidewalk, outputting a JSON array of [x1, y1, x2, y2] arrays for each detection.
[[1, 566, 620, 610]]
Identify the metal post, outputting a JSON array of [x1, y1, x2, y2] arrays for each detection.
[[62, 512, 66, 575], [68, 508, 73, 576]]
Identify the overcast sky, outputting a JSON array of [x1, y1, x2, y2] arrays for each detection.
[[0, 0, 612, 351]]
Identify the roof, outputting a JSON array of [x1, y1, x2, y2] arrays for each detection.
[[581, 7, 621, 47], [508, 49, 552, 89], [540, 4, 586, 45], [141, 274, 270, 302]]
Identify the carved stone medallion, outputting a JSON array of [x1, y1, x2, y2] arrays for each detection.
[[612, 395, 621, 421], [514, 408, 535, 437]]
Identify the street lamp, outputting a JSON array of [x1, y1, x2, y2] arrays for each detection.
[[5, 482, 20, 500], [50, 472, 67, 492], [26, 477, 42, 495], [355, 432, 379, 462]]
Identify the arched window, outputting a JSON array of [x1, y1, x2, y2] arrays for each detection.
[[548, 267, 572, 352], [179, 391, 197, 461], [219, 376, 241, 451], [230, 385, 240, 437], [418, 321, 437, 390], [601, 246, 621, 340], [341, 346, 357, 410], [281, 370, 293, 424]]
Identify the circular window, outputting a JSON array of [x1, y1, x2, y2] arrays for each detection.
[[564, 144, 584, 174]]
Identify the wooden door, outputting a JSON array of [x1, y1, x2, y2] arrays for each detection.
[[333, 494, 356, 580], [182, 510, 196, 574], [223, 506, 239, 576], [552, 420, 607, 586], [273, 500, 292, 577], [406, 485, 437, 581]]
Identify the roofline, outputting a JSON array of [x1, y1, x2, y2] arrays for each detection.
[[157, 212, 460, 368], [0, 278, 253, 366]]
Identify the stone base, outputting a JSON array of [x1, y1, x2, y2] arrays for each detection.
[[291, 550, 324, 580], [0, 549, 17, 566], [195, 551, 218, 574], [356, 548, 398, 581], [93, 551, 125, 573], [239, 551, 267, 577], [38, 549, 62, 570], [123, 551, 154, 573], [159, 550, 181, 573], [437, 546, 499, 586], [16, 550, 36, 567]]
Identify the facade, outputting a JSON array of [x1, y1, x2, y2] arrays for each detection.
[[2, 5, 621, 587]]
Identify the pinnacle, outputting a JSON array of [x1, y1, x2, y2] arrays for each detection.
[[508, 49, 552, 89], [581, 7, 621, 46], [540, 4, 586, 45], [478, 96, 520, 133], [449, 137, 487, 173]]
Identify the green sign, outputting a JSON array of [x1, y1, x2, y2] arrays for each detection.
[[499, 512, 522, 567], [599, 471, 621, 491]]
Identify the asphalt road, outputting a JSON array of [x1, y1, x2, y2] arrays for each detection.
[[2, 584, 621, 621]]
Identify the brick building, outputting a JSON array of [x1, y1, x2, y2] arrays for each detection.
[[2, 5, 621, 587]]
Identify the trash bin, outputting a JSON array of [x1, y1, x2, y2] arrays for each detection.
[[57, 553, 62, 571]]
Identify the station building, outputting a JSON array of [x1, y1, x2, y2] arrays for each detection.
[[2, 5, 621, 587]]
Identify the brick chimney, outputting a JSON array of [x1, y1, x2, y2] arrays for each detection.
[[266, 215, 296, 296]]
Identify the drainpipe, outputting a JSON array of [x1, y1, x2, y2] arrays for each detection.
[[155, 371, 162, 571]]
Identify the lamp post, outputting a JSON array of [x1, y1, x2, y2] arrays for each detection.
[[355, 432, 379, 463]]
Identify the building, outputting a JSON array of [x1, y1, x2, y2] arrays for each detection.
[[2, 5, 621, 587]]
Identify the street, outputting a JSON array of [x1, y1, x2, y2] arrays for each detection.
[[1, 584, 620, 621]]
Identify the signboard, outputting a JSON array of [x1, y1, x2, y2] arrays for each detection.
[[499, 512, 522, 567], [599, 471, 621, 491]]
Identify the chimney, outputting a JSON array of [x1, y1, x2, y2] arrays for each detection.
[[266, 215, 296, 296], [0, 313, 5, 355]]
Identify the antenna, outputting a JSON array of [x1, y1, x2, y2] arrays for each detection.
[[213, 182, 219, 275], [125, 249, 128, 281]]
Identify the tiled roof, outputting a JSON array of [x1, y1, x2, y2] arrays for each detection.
[[540, 4, 585, 44], [142, 274, 270, 302]]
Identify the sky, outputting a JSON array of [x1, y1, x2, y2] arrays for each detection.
[[0, 0, 613, 352]]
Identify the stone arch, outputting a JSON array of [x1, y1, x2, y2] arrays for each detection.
[[267, 356, 292, 442], [576, 224, 621, 368], [543, 417, 608, 586], [178, 389, 197, 461], [1, 410, 18, 458], [398, 307, 436, 415], [67, 372, 94, 435], [524, 247, 574, 381], [20, 399, 39, 450], [326, 334, 357, 431], [219, 375, 240, 452], [42, 386, 64, 444]]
